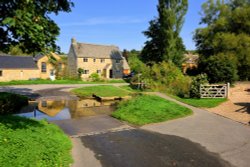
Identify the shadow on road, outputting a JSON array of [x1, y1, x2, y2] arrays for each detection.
[[81, 129, 232, 167], [0, 87, 40, 100]]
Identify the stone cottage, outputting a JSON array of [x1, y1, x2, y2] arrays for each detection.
[[34, 53, 65, 80], [0, 55, 39, 82], [67, 38, 130, 79], [0, 53, 65, 82]]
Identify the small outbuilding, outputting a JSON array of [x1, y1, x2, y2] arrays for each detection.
[[0, 55, 39, 82]]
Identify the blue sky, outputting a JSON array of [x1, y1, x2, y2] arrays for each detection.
[[51, 0, 206, 53]]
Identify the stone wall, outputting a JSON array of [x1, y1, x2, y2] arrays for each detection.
[[0, 69, 40, 82]]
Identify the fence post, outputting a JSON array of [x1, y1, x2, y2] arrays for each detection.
[[227, 82, 230, 99]]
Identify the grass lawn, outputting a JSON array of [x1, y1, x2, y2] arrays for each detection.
[[112, 95, 193, 125], [171, 95, 227, 108], [119, 85, 152, 93], [0, 116, 72, 167], [71, 85, 131, 97], [0, 79, 126, 86]]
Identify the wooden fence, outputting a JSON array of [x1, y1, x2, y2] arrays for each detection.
[[200, 83, 230, 98]]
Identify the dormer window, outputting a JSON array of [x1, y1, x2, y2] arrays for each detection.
[[83, 58, 88, 62]]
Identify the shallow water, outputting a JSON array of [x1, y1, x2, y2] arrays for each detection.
[[16, 98, 118, 121]]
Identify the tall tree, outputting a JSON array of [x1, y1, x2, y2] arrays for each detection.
[[0, 0, 74, 55], [141, 0, 188, 66], [194, 0, 250, 81]]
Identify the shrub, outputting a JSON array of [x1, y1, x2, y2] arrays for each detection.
[[189, 74, 209, 98], [77, 68, 84, 79], [199, 53, 238, 83], [89, 73, 101, 82], [0, 92, 28, 115], [149, 61, 191, 96]]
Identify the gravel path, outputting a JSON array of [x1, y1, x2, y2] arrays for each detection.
[[206, 82, 250, 125]]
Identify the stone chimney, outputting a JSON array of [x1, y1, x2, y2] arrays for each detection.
[[71, 37, 77, 45]]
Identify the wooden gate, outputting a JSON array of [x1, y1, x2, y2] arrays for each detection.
[[200, 83, 230, 98]]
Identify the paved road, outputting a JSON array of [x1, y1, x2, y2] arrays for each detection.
[[142, 93, 250, 167], [2, 85, 250, 167], [0, 83, 128, 100]]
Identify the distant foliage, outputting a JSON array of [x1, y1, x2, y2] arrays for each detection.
[[130, 61, 191, 97], [199, 54, 238, 83], [0, 92, 28, 115], [189, 74, 209, 98], [194, 0, 250, 81], [141, 0, 188, 67]]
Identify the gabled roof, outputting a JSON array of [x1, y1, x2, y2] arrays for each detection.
[[0, 55, 38, 69], [34, 52, 63, 61], [71, 39, 123, 60], [34, 53, 45, 61]]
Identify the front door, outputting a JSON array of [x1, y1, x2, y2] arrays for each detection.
[[109, 69, 113, 78], [50, 69, 55, 81]]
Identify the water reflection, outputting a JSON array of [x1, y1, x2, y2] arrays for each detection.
[[16, 98, 117, 121]]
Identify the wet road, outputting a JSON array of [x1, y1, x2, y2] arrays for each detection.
[[80, 129, 232, 167]]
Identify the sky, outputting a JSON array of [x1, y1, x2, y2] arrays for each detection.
[[51, 0, 206, 53]]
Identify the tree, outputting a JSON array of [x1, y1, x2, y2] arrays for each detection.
[[0, 0, 74, 55], [194, 0, 250, 81], [199, 53, 238, 83], [141, 0, 188, 67]]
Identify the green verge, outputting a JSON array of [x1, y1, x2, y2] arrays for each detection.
[[0, 116, 72, 167], [0, 79, 126, 86], [119, 85, 152, 93], [171, 95, 227, 108], [112, 95, 193, 125], [71, 85, 131, 98]]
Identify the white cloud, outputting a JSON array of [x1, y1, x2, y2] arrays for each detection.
[[60, 17, 145, 27]]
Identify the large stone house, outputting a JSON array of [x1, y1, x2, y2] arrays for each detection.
[[0, 53, 64, 82], [0, 55, 39, 82], [68, 38, 130, 79]]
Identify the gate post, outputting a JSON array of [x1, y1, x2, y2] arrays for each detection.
[[226, 82, 230, 99]]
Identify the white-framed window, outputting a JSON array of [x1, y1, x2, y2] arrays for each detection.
[[0, 70, 2, 77], [97, 70, 101, 74], [83, 58, 88, 62], [83, 70, 89, 74], [41, 62, 47, 72], [93, 58, 96, 62], [115, 59, 120, 63], [100, 59, 105, 63]]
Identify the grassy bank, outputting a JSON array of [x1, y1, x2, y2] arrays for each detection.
[[171, 95, 227, 108], [0, 116, 72, 167], [71, 85, 131, 98], [0, 79, 126, 86], [112, 95, 192, 125], [119, 85, 152, 93]]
